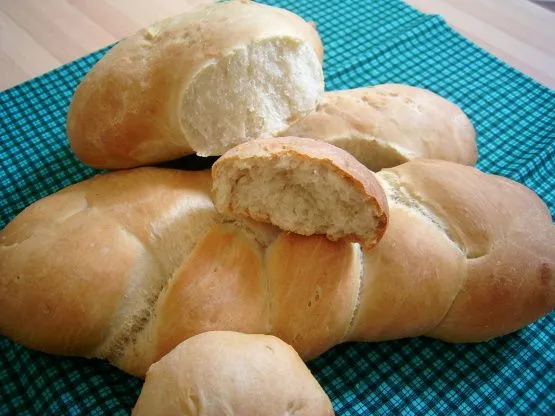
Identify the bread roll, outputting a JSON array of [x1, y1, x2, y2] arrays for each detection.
[[132, 331, 334, 416], [66, 0, 324, 168], [0, 160, 552, 378], [212, 137, 389, 248], [282, 84, 477, 170]]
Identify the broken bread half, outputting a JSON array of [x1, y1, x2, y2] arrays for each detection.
[[212, 137, 389, 249], [132, 331, 334, 416], [67, 0, 324, 169]]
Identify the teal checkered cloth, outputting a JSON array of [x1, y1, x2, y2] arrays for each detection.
[[1, 0, 554, 414]]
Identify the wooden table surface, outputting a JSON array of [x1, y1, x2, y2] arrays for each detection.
[[1, 0, 554, 91]]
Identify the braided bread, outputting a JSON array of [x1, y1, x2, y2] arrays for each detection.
[[1, 151, 552, 379]]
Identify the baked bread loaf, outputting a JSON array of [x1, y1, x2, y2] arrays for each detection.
[[282, 84, 477, 171], [212, 137, 389, 248], [1, 157, 552, 378], [66, 0, 324, 168], [132, 331, 334, 416]]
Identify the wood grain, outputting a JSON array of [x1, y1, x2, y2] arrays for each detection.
[[404, 0, 555, 88], [0, 0, 554, 91]]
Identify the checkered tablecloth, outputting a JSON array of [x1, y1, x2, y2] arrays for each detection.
[[1, 0, 554, 415]]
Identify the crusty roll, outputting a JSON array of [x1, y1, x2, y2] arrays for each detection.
[[132, 331, 334, 416], [66, 0, 324, 168], [0, 161, 553, 379], [212, 137, 389, 249], [282, 84, 477, 170]]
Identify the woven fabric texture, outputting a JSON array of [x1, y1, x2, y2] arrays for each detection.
[[0, 0, 554, 415]]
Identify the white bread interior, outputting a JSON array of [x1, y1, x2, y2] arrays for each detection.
[[182, 38, 324, 156]]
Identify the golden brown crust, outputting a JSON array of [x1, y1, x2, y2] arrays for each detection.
[[379, 160, 554, 341], [67, 1, 323, 169], [384, 160, 549, 258], [428, 229, 555, 342], [152, 223, 269, 363], [0, 168, 215, 357], [283, 84, 477, 170], [350, 204, 466, 341], [266, 233, 361, 360], [0, 213, 135, 355]]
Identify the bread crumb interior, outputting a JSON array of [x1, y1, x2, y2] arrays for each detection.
[[181, 38, 323, 156], [228, 158, 378, 241]]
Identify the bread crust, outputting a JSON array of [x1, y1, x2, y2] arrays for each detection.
[[267, 233, 362, 360], [153, 223, 269, 364], [386, 160, 555, 341], [0, 168, 215, 357], [350, 204, 467, 341]]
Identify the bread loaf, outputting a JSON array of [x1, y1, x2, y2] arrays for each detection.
[[212, 137, 388, 248], [66, 0, 324, 168], [132, 331, 334, 416], [1, 155, 552, 378], [282, 84, 477, 171]]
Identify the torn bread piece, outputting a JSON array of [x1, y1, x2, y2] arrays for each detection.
[[212, 137, 388, 249]]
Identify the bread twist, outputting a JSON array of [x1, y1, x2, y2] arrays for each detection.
[[1, 156, 552, 378]]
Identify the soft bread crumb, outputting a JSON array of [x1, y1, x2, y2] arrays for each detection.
[[229, 159, 377, 239], [181, 38, 323, 156]]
